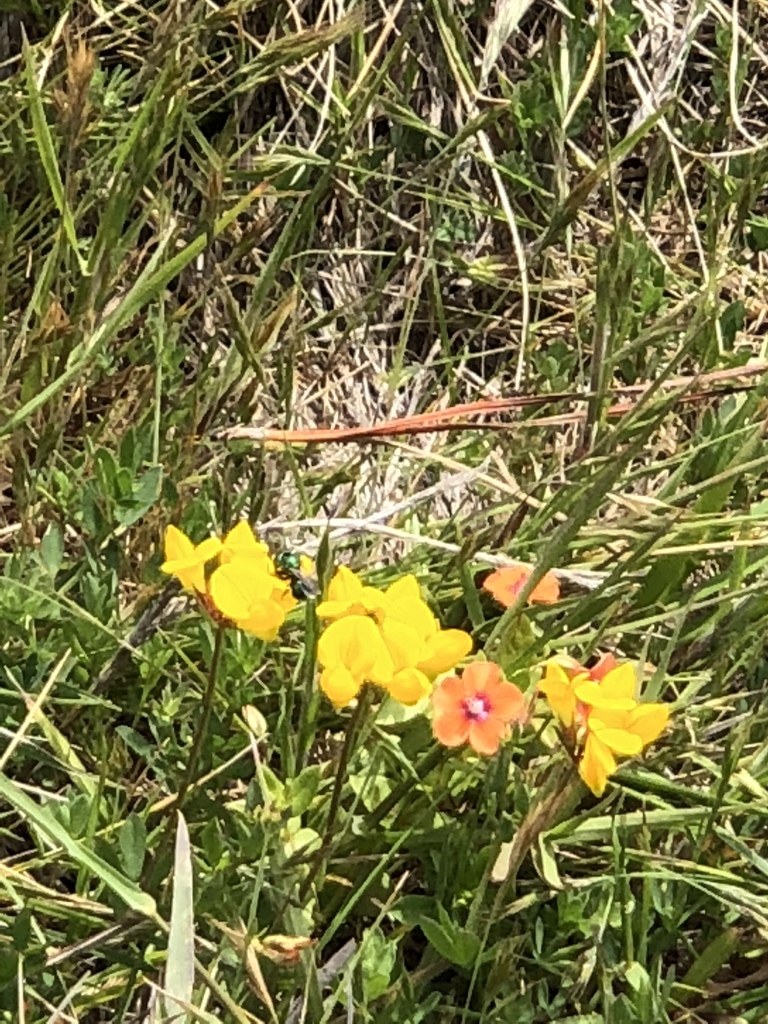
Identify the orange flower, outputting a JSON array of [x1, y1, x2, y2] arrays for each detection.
[[557, 652, 617, 681], [432, 662, 526, 756], [482, 565, 560, 607]]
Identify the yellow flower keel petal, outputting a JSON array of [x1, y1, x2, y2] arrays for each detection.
[[579, 734, 617, 796]]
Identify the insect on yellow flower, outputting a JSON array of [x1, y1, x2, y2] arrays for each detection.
[[160, 521, 296, 642]]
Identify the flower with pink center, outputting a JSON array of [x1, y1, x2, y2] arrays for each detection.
[[432, 661, 526, 756]]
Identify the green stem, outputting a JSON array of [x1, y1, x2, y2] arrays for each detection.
[[144, 625, 227, 893], [174, 625, 226, 814], [295, 599, 320, 770], [369, 742, 450, 827], [297, 686, 372, 903]]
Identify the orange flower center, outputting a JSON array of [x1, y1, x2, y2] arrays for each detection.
[[462, 693, 491, 722]]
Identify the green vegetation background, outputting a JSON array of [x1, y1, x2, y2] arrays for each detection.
[[1, 0, 768, 1020]]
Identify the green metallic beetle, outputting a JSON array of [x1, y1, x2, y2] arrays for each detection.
[[274, 550, 319, 601]]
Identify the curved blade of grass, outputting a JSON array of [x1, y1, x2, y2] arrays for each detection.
[[0, 184, 268, 438], [23, 37, 88, 277], [0, 772, 156, 918]]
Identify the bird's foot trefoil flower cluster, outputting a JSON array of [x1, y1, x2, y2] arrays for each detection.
[[161, 522, 298, 641], [316, 567, 473, 706], [538, 655, 669, 795], [160, 521, 671, 799]]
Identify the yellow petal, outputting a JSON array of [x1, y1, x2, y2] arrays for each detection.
[[326, 566, 364, 603], [161, 559, 206, 593], [209, 561, 276, 621], [161, 528, 222, 592], [316, 568, 386, 620], [574, 679, 636, 711], [384, 591, 436, 638], [579, 733, 616, 796], [629, 703, 669, 746], [239, 600, 285, 641], [539, 662, 578, 728], [599, 663, 637, 701], [164, 525, 194, 562], [384, 575, 421, 603], [315, 600, 350, 619], [195, 536, 223, 562], [588, 707, 631, 730], [386, 667, 431, 705], [317, 616, 393, 684], [272, 579, 299, 612], [221, 522, 269, 566], [320, 665, 361, 706], [380, 619, 427, 672], [418, 629, 473, 679], [590, 725, 642, 756]]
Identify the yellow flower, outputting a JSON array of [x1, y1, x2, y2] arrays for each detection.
[[161, 525, 222, 593], [380, 575, 473, 691], [540, 658, 670, 796], [220, 521, 273, 571], [572, 662, 637, 711], [316, 566, 387, 621], [579, 701, 669, 796], [538, 660, 582, 728], [378, 618, 431, 704], [419, 628, 473, 679], [209, 559, 292, 641], [316, 569, 473, 706], [317, 616, 394, 705]]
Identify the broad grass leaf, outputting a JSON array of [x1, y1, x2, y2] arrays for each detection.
[[163, 812, 195, 1022], [0, 773, 156, 917]]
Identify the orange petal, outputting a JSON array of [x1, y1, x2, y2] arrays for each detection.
[[485, 678, 526, 723], [431, 674, 471, 714], [529, 572, 560, 604], [461, 660, 503, 691], [590, 653, 618, 680], [468, 718, 504, 756], [482, 566, 530, 608], [433, 708, 470, 747]]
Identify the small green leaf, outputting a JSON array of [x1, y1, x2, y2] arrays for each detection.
[[360, 926, 396, 1001], [39, 522, 64, 577], [419, 918, 480, 968], [116, 726, 154, 759], [287, 765, 322, 816], [119, 813, 147, 882]]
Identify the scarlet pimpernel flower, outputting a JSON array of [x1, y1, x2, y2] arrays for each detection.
[[315, 567, 473, 707], [482, 564, 560, 607], [160, 521, 297, 641], [432, 661, 526, 756], [539, 656, 669, 796]]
